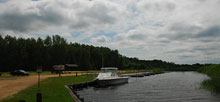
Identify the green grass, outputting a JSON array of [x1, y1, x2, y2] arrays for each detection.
[[0, 72, 11, 78], [1, 75, 95, 102], [151, 68, 164, 73], [28, 71, 52, 75], [197, 64, 220, 94]]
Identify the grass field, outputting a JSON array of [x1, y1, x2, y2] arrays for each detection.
[[197, 64, 220, 94], [151, 68, 164, 73], [1, 75, 95, 102]]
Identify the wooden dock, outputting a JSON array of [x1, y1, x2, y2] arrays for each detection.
[[119, 72, 164, 77], [66, 71, 164, 102]]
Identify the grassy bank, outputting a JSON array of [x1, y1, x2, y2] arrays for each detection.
[[151, 68, 164, 73], [1, 75, 95, 102], [197, 64, 220, 94]]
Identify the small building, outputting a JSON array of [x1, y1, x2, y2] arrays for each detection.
[[52, 65, 65, 74], [53, 65, 65, 70], [64, 64, 79, 71], [51, 64, 79, 74]]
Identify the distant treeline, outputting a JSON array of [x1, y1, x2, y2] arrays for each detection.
[[0, 35, 208, 72], [122, 57, 208, 71]]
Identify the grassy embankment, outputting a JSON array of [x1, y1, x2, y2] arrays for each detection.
[[151, 68, 164, 73], [1, 75, 95, 102], [197, 64, 220, 94]]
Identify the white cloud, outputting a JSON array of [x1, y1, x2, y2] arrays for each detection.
[[91, 35, 111, 43], [0, 0, 220, 64]]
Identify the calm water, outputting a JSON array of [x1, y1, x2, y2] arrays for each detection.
[[77, 72, 220, 102]]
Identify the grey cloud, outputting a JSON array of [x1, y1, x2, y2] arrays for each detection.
[[195, 26, 220, 38], [0, 6, 65, 33], [159, 32, 193, 41], [178, 55, 192, 58], [198, 0, 207, 2], [0, 0, 117, 33], [159, 39, 170, 43], [165, 2, 176, 10], [160, 25, 220, 41], [193, 46, 220, 56], [201, 57, 220, 64], [171, 33, 193, 40], [169, 23, 202, 33], [206, 52, 218, 55], [166, 49, 194, 54], [71, 20, 90, 29], [74, 2, 116, 29], [198, 39, 213, 42], [158, 23, 201, 41], [142, 1, 176, 11], [128, 33, 146, 40], [36, 6, 65, 25], [0, 12, 35, 32], [0, 0, 220, 64], [96, 38, 106, 43], [193, 46, 218, 51]]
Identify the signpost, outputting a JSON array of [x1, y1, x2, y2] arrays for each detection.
[[36, 66, 42, 102]]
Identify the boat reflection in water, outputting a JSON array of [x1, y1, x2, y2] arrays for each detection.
[[95, 67, 129, 87]]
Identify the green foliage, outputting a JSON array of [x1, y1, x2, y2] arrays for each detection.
[[151, 68, 164, 73], [121, 57, 205, 71], [1, 75, 95, 102], [0, 35, 122, 71], [198, 64, 220, 78], [0, 35, 208, 72], [198, 64, 220, 94], [201, 78, 220, 94]]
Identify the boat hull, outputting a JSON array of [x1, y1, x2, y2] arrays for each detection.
[[96, 77, 128, 87]]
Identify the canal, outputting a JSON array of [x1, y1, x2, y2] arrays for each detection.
[[77, 72, 220, 102]]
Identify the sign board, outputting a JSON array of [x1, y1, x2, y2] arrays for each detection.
[[36, 66, 43, 73]]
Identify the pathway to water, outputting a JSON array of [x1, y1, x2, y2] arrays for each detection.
[[78, 72, 220, 102]]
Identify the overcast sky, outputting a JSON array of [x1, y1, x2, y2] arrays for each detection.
[[0, 0, 220, 64]]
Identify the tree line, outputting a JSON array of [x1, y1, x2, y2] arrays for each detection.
[[0, 35, 206, 72], [121, 56, 207, 71]]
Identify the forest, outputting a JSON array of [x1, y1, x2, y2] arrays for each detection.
[[0, 35, 207, 72]]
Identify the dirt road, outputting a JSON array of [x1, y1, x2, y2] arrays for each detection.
[[0, 73, 77, 100]]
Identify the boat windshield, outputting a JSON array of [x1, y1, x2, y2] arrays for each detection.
[[98, 68, 118, 77], [101, 69, 117, 74]]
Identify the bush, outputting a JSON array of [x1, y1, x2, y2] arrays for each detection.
[[151, 68, 164, 73], [198, 64, 220, 94]]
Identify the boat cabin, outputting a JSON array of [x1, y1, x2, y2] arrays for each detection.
[[97, 67, 118, 79], [101, 68, 118, 75]]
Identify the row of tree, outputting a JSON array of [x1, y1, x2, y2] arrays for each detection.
[[0, 35, 207, 72], [121, 56, 207, 71]]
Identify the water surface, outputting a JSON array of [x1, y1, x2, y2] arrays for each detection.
[[77, 72, 220, 102]]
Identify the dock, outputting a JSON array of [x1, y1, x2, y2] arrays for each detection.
[[119, 72, 164, 77], [65, 71, 164, 102]]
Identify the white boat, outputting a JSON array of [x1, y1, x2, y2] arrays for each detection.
[[95, 67, 129, 87]]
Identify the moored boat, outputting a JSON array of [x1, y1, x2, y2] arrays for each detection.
[[95, 67, 129, 87]]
